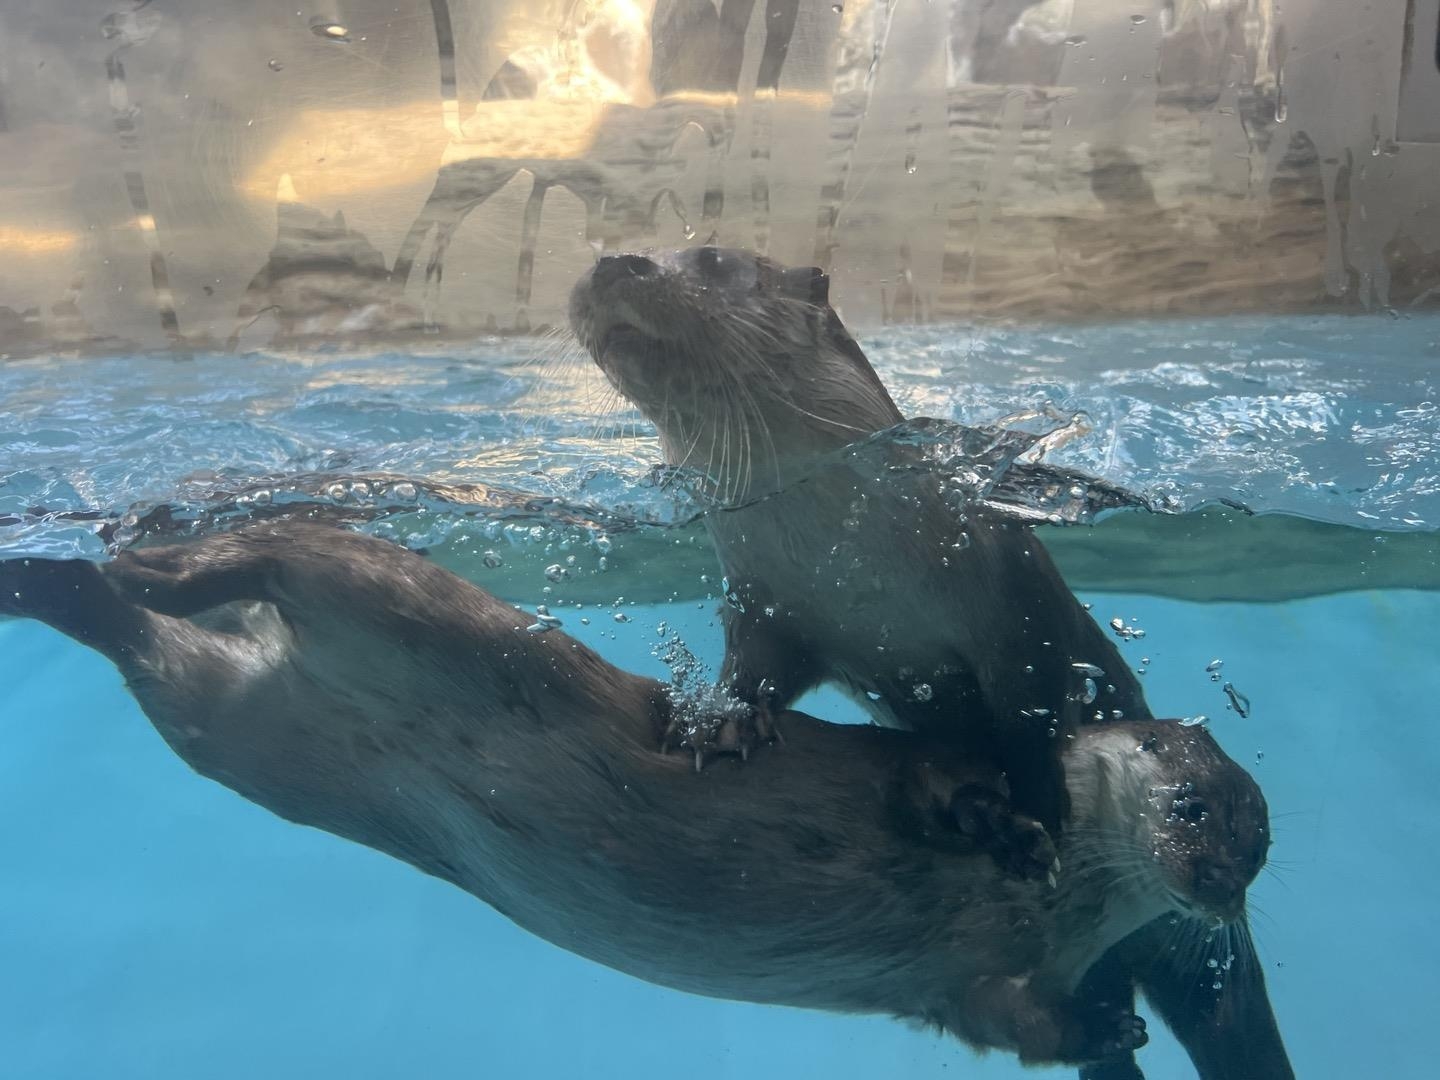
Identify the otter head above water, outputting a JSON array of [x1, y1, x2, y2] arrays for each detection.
[[569, 246, 904, 501], [1065, 721, 1271, 930]]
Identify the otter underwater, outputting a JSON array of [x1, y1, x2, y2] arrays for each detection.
[[11, 248, 1436, 1077]]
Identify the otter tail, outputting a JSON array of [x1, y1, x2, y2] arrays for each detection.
[[0, 556, 152, 664]]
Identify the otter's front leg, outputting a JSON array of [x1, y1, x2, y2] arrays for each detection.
[[961, 975, 1148, 1067], [657, 600, 820, 768], [1120, 916, 1293, 1080]]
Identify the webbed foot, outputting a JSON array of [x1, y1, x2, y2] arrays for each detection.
[[948, 784, 1060, 883]]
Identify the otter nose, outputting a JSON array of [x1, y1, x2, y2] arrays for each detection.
[[1191, 857, 1245, 918], [592, 253, 657, 290]]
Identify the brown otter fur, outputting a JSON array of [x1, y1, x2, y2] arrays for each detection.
[[0, 523, 1275, 1068], [569, 247, 1293, 1080]]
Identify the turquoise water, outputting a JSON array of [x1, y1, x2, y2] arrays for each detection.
[[2, 317, 1439, 1078]]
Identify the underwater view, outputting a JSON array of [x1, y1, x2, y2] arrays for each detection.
[[2, 314, 1438, 1078]]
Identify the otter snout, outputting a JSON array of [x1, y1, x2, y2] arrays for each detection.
[[1189, 856, 1250, 921], [591, 253, 659, 290]]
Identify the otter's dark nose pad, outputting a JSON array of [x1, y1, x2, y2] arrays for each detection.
[[1192, 857, 1243, 915], [780, 266, 829, 305], [592, 253, 657, 289]]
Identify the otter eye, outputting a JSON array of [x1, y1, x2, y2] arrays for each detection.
[[779, 266, 830, 304], [1180, 798, 1208, 823]]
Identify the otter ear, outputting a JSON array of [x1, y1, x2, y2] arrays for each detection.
[[780, 266, 829, 305]]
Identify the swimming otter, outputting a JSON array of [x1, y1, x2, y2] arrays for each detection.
[[568, 247, 1151, 847], [569, 247, 1293, 1080], [0, 523, 1274, 1069]]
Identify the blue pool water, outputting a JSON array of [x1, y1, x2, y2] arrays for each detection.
[[2, 316, 1439, 1078]]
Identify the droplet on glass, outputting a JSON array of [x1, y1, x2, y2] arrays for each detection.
[[310, 18, 351, 42], [268, 58, 284, 71]]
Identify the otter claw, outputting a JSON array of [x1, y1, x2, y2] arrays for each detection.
[[661, 702, 776, 770], [948, 785, 1060, 883]]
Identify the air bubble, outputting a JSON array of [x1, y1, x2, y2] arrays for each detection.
[[1071, 662, 1105, 678], [1180, 715, 1209, 728], [1064, 35, 1087, 47], [912, 683, 933, 702], [482, 550, 503, 568], [268, 58, 284, 71], [544, 564, 569, 583], [1081, 678, 1098, 705], [1222, 682, 1251, 718], [613, 612, 630, 623]]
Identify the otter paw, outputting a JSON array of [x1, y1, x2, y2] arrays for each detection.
[[947, 785, 1060, 883], [662, 702, 777, 770], [1075, 1006, 1148, 1062]]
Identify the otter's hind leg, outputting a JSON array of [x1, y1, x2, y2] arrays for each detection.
[[102, 534, 280, 617], [0, 557, 151, 662]]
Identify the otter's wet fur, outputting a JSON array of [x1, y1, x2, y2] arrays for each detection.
[[1, 523, 1274, 1069], [569, 247, 1293, 1080], [569, 246, 1150, 837]]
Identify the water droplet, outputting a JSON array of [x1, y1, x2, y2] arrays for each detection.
[[1064, 35, 1087, 47], [544, 563, 569, 583], [482, 550, 503, 568], [831, 3, 843, 12], [268, 58, 284, 71], [682, 224, 696, 240], [903, 152, 917, 175], [913, 683, 934, 702], [310, 19, 351, 42], [1130, 14, 1147, 24]]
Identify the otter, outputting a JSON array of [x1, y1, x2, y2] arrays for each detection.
[[0, 523, 1275, 1070], [569, 247, 1152, 850], [569, 247, 1293, 1080]]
